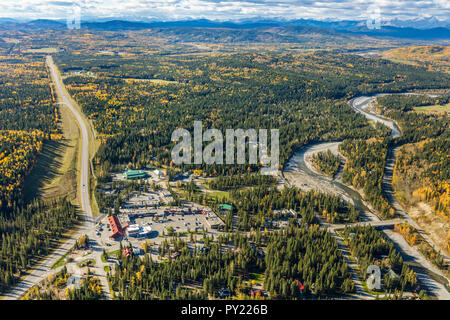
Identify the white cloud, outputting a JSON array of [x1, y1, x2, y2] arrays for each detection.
[[0, 0, 448, 21]]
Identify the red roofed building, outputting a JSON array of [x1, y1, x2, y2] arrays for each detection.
[[109, 215, 124, 239]]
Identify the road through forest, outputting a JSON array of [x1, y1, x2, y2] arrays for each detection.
[[1, 56, 110, 300]]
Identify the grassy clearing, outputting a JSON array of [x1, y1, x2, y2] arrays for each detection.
[[124, 78, 180, 85], [77, 259, 96, 268], [107, 250, 120, 257], [413, 103, 450, 113], [360, 279, 384, 296], [51, 249, 71, 270], [206, 190, 231, 201], [24, 47, 60, 54], [23, 94, 79, 203]]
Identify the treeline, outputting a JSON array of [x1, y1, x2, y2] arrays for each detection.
[[343, 226, 418, 292], [228, 186, 358, 229], [108, 234, 262, 299], [0, 130, 44, 213], [208, 173, 277, 190], [310, 150, 341, 177], [264, 224, 354, 298], [340, 139, 394, 219], [376, 95, 449, 145], [0, 55, 57, 134], [0, 198, 79, 294]]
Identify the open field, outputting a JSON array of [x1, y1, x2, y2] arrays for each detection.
[[413, 103, 450, 113], [383, 45, 450, 74], [124, 78, 181, 85], [405, 201, 450, 257], [23, 98, 80, 202], [23, 47, 60, 54]]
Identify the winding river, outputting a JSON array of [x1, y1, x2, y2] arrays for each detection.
[[282, 93, 450, 299], [283, 94, 391, 222], [284, 93, 447, 225], [284, 141, 377, 222]]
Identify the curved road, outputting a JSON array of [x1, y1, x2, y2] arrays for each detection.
[[350, 94, 449, 262], [284, 93, 450, 299], [1, 56, 110, 300], [349, 95, 449, 299]]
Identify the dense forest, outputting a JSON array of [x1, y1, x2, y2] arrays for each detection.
[[0, 51, 78, 295], [0, 130, 44, 212], [108, 223, 353, 299], [340, 138, 394, 218], [343, 226, 418, 293], [0, 54, 58, 135], [0, 198, 78, 294], [228, 186, 359, 227], [55, 51, 450, 175], [310, 150, 341, 177], [376, 94, 449, 220], [208, 173, 277, 191], [264, 224, 353, 297]]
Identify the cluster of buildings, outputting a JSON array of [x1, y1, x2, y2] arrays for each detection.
[[108, 215, 152, 239], [103, 168, 226, 242]]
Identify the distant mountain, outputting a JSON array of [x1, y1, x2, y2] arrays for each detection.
[[0, 19, 66, 31], [0, 18, 18, 24], [25, 19, 66, 29], [0, 18, 448, 41], [280, 18, 450, 40], [385, 17, 449, 29], [83, 19, 282, 30], [343, 26, 450, 40]]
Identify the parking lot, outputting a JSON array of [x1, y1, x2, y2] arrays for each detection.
[[96, 203, 223, 251]]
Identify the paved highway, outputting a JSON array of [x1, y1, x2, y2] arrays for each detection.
[[1, 56, 110, 300]]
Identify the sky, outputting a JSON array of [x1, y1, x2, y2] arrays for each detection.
[[0, 0, 449, 22]]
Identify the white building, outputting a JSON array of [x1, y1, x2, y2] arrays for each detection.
[[127, 224, 140, 236]]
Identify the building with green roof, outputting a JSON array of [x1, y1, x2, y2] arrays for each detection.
[[123, 169, 147, 180], [219, 204, 234, 212]]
